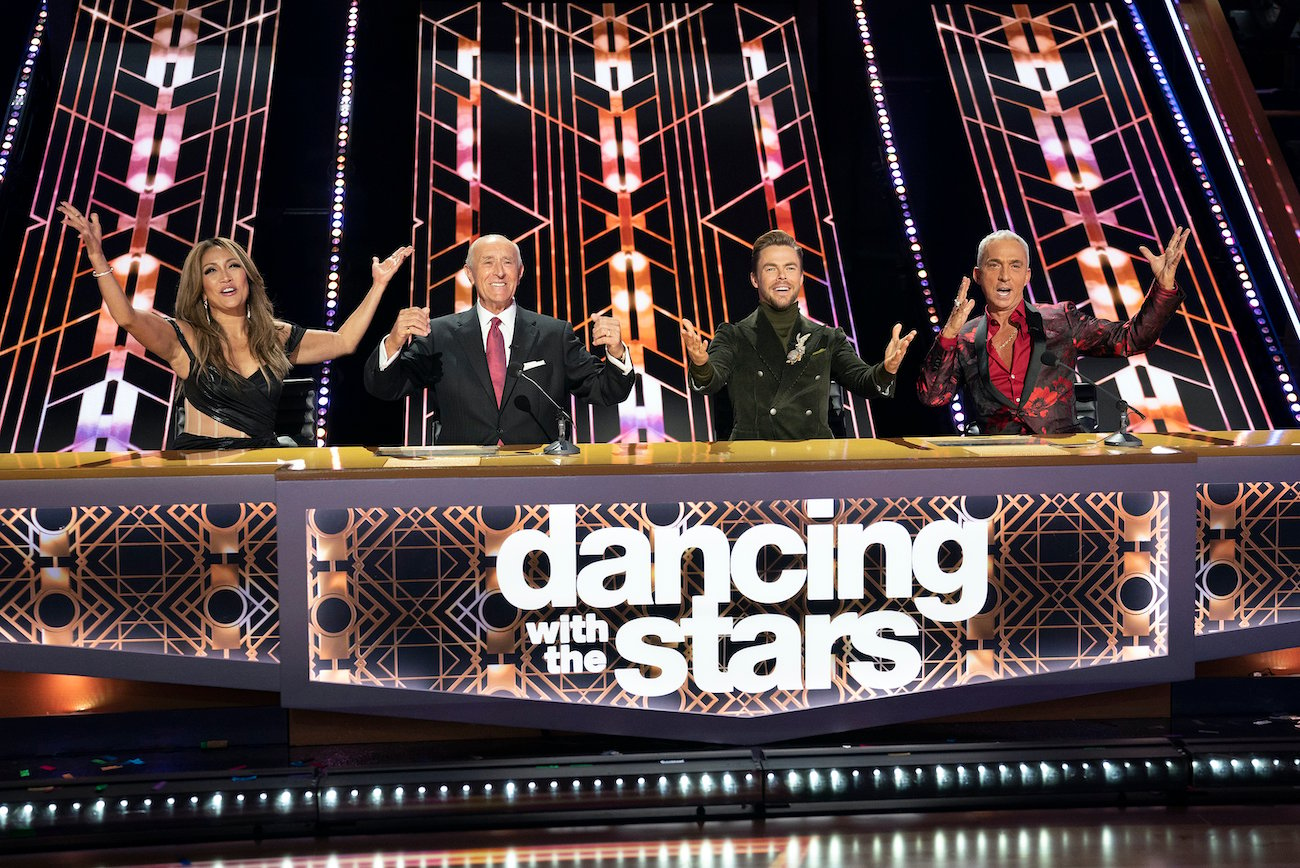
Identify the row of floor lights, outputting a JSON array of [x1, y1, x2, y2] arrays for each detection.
[[767, 760, 1185, 794], [319, 773, 758, 806], [0, 763, 1176, 831], [0, 789, 315, 830], [9, 754, 1299, 830], [6, 754, 1300, 833], [1194, 755, 1300, 783]]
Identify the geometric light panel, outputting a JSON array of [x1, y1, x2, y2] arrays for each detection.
[[411, 3, 875, 444], [934, 3, 1276, 432], [0, 502, 278, 661], [0, 0, 280, 452], [1197, 481, 1300, 636]]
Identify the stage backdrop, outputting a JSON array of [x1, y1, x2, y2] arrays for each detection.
[[929, 2, 1287, 432], [0, 2, 1294, 451]]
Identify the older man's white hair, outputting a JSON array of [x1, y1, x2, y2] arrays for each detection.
[[975, 230, 1030, 267], [465, 234, 523, 267]]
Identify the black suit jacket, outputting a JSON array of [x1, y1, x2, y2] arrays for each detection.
[[364, 306, 635, 445]]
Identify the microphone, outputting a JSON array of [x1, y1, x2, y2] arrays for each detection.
[[513, 366, 580, 455], [1039, 351, 1147, 447]]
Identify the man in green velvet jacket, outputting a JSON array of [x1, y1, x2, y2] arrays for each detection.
[[681, 230, 916, 440]]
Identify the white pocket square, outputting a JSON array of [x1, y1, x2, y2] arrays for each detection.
[[522, 359, 547, 372]]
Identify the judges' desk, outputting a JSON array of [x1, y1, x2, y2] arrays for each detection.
[[1, 434, 1296, 742]]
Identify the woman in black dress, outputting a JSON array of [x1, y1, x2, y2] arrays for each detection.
[[58, 202, 412, 449]]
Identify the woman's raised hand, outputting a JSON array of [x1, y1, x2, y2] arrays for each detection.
[[371, 245, 415, 288], [57, 202, 108, 265]]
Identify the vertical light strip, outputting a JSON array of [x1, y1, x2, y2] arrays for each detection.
[[315, 0, 360, 445], [850, 1, 964, 429], [1129, 0, 1299, 421], [0, 1, 47, 186]]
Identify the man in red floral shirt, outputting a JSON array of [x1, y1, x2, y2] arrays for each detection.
[[917, 227, 1189, 434]]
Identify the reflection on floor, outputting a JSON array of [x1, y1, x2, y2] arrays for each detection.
[[33, 804, 1300, 867]]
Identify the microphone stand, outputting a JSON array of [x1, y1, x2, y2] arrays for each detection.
[[1104, 402, 1146, 448], [516, 369, 580, 455], [1040, 352, 1147, 447]]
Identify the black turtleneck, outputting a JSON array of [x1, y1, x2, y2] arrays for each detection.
[[758, 300, 800, 348]]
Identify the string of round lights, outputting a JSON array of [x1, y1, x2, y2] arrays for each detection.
[[848, 1, 964, 431], [314, 0, 361, 445], [1126, 0, 1300, 423], [0, 1, 47, 187]]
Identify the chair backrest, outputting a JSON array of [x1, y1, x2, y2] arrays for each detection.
[[954, 383, 1100, 435], [167, 382, 185, 449], [1073, 381, 1099, 433], [709, 387, 734, 441], [827, 382, 847, 438], [275, 377, 317, 446]]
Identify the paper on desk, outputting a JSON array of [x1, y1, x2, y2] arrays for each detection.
[[375, 445, 499, 458], [957, 444, 1071, 456], [383, 457, 485, 468]]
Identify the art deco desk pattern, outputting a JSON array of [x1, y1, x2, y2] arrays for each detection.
[[0, 434, 1294, 741]]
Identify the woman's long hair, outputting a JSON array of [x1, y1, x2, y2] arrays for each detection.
[[174, 237, 291, 382]]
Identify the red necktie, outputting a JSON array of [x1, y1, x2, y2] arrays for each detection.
[[487, 316, 506, 406]]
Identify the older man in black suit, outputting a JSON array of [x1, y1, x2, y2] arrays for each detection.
[[364, 234, 635, 445]]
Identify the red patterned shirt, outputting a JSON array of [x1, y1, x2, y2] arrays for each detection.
[[939, 303, 1030, 402]]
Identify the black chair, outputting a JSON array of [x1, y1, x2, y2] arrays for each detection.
[[275, 377, 317, 446], [1072, 381, 1099, 433], [709, 387, 734, 441], [827, 382, 847, 438]]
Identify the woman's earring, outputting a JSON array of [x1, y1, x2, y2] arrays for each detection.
[[203, 298, 211, 319]]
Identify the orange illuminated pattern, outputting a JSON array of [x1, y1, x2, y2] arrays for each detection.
[[0, 503, 279, 661], [1196, 481, 1300, 636], [933, 4, 1274, 432], [411, 4, 871, 444], [0, 1, 281, 451]]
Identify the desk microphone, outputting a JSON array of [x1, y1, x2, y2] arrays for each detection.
[[513, 366, 580, 455], [1039, 351, 1147, 447]]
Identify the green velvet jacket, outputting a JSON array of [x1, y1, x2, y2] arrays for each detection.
[[690, 309, 895, 440]]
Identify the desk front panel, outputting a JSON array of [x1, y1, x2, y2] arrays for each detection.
[[278, 457, 1192, 741], [0, 470, 282, 688]]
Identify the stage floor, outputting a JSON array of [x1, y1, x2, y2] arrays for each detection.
[[25, 803, 1300, 867]]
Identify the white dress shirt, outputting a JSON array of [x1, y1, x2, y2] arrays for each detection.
[[378, 301, 632, 373]]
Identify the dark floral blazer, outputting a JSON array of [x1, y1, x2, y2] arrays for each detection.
[[916, 283, 1184, 434]]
